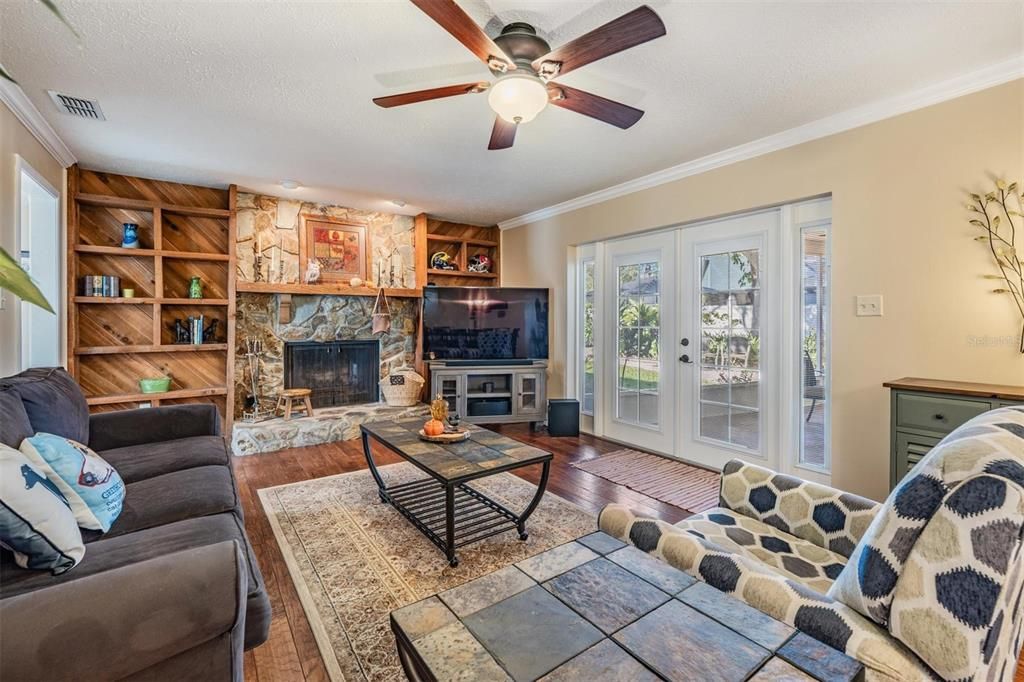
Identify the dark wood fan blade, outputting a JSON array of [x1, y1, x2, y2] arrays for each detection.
[[373, 82, 488, 108], [532, 5, 665, 78], [548, 84, 644, 129], [410, 0, 515, 70], [488, 116, 517, 150]]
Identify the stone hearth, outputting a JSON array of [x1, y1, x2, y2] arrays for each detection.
[[231, 402, 429, 456]]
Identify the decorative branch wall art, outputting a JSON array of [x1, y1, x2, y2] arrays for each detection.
[[967, 179, 1024, 353]]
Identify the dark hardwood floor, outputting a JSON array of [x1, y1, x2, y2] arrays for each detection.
[[232, 423, 1024, 682]]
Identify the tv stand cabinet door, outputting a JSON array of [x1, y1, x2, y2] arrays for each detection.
[[514, 371, 545, 419], [432, 373, 466, 417]]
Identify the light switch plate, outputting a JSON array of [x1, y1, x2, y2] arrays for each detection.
[[856, 295, 883, 317]]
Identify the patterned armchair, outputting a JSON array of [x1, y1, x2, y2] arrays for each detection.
[[599, 406, 1024, 681]]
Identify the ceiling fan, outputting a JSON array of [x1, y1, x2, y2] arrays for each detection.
[[373, 0, 666, 150]]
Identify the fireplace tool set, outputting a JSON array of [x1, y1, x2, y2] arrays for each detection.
[[241, 336, 275, 423]]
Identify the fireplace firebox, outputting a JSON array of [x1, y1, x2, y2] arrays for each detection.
[[284, 340, 380, 408]]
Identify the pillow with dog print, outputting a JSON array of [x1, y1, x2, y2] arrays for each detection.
[[0, 443, 85, 573], [20, 433, 125, 532]]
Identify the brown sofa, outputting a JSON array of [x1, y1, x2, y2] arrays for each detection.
[[0, 368, 270, 681]]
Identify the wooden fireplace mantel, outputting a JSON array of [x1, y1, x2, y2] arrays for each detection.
[[236, 281, 423, 298]]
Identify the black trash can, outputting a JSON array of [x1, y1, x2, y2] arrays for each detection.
[[547, 399, 580, 437]]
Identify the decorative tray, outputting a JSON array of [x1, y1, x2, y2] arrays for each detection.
[[418, 429, 471, 443]]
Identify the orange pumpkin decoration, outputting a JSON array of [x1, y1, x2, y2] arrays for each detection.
[[423, 419, 445, 437]]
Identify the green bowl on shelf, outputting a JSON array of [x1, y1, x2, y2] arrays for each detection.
[[138, 377, 171, 394]]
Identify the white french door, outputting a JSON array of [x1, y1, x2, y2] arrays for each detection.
[[677, 211, 780, 470], [599, 231, 676, 454]]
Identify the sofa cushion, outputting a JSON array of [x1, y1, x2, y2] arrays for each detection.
[[887, 473, 1024, 681], [20, 433, 125, 533], [0, 513, 270, 649], [719, 459, 880, 559], [97, 436, 230, 484], [92, 465, 237, 541], [0, 391, 33, 449], [674, 507, 847, 593], [0, 368, 89, 444], [0, 444, 84, 574], [829, 406, 1024, 628]]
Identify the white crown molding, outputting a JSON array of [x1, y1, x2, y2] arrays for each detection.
[[499, 56, 1024, 230], [0, 66, 77, 168]]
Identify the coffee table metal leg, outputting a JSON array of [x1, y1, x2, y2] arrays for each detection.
[[517, 459, 551, 541], [445, 484, 458, 567], [361, 430, 388, 503]]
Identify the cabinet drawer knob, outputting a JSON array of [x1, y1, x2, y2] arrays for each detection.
[[933, 413, 945, 421]]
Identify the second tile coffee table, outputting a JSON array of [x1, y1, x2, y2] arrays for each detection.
[[391, 533, 866, 681], [361, 419, 553, 567]]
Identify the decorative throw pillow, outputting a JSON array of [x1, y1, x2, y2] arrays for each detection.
[[20, 433, 125, 532], [0, 444, 85, 574]]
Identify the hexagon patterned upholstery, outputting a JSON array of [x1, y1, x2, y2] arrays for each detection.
[[672, 507, 847, 593], [599, 406, 1024, 682]]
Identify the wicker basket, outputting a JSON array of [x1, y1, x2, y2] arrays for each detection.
[[381, 369, 425, 407]]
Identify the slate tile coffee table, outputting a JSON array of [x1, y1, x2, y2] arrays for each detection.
[[361, 419, 552, 567], [390, 532, 866, 681]]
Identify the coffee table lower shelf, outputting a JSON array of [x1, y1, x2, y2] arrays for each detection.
[[381, 477, 526, 566]]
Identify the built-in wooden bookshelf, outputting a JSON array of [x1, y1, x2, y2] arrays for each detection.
[[67, 166, 236, 429], [417, 215, 500, 286]]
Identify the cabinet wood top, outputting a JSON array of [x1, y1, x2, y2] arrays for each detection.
[[884, 377, 1024, 401]]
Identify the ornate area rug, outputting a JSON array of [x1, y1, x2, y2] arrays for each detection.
[[258, 462, 596, 681], [573, 448, 720, 513]]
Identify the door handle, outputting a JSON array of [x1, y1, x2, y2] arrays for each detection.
[[679, 354, 692, 364]]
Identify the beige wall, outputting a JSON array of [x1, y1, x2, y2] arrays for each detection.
[[0, 102, 65, 376], [501, 79, 1024, 500]]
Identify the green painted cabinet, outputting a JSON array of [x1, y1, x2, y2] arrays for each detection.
[[886, 378, 1024, 490]]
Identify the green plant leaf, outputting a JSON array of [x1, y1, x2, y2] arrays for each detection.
[[0, 246, 53, 313], [0, 63, 16, 84], [37, 0, 79, 38]]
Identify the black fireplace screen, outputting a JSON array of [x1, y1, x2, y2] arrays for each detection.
[[284, 340, 380, 408]]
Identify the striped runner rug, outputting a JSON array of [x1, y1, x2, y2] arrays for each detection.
[[573, 448, 721, 513]]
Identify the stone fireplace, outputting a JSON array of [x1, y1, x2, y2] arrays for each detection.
[[233, 292, 418, 418], [284, 340, 380, 408]]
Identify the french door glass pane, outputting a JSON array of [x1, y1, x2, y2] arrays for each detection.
[[800, 228, 829, 468], [617, 261, 660, 426], [582, 260, 595, 414], [698, 247, 761, 451]]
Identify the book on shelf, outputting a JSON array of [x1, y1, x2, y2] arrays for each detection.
[[80, 275, 121, 297]]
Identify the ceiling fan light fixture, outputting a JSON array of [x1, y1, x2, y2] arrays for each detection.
[[487, 73, 548, 124]]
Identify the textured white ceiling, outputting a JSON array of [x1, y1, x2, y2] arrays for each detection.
[[1, 0, 1022, 224]]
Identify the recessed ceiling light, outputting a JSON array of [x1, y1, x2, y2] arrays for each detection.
[[280, 180, 300, 190], [391, 199, 407, 207]]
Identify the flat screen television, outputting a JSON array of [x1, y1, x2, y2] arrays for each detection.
[[422, 287, 549, 360]]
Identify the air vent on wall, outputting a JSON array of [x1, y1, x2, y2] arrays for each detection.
[[47, 90, 105, 120]]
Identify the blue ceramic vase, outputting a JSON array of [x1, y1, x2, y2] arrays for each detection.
[[121, 223, 140, 249]]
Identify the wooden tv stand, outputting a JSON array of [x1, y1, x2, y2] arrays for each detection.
[[428, 360, 548, 428]]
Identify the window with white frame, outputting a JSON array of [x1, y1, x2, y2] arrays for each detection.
[[580, 257, 596, 415], [799, 225, 830, 469]]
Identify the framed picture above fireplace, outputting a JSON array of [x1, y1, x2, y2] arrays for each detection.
[[299, 214, 371, 283]]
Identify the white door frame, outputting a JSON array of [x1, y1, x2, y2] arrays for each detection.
[[677, 210, 780, 471], [570, 198, 832, 481], [15, 155, 62, 370]]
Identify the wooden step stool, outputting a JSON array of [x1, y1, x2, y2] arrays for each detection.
[[277, 388, 314, 420]]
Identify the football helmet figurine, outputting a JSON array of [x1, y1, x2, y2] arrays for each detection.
[[467, 254, 492, 273], [430, 252, 457, 270]]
